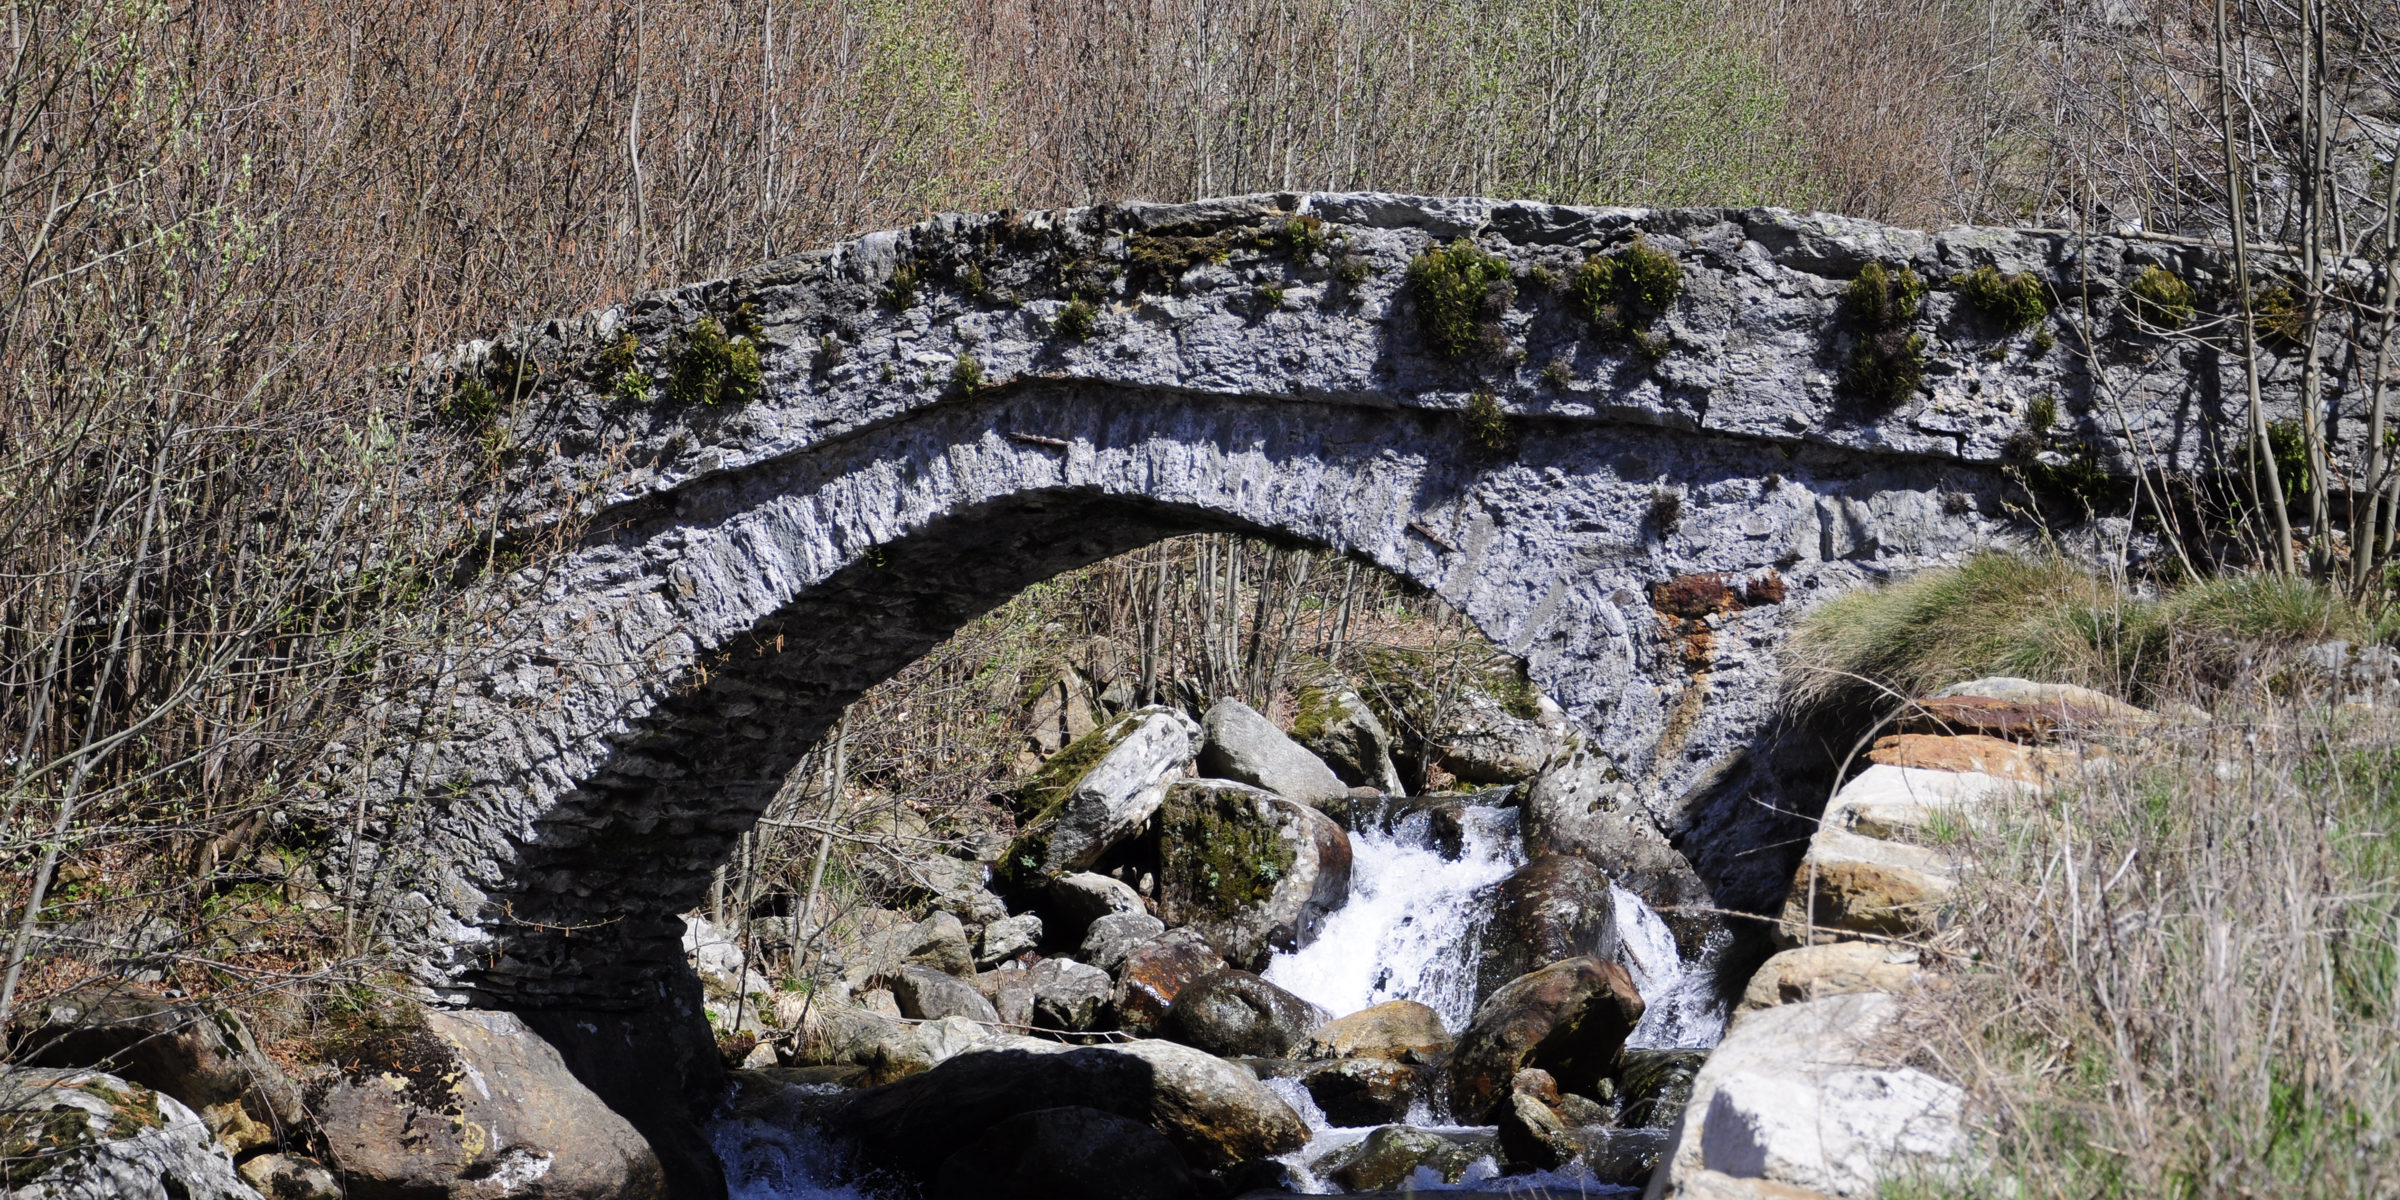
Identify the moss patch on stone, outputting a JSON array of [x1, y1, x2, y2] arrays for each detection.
[[668, 316, 765, 407], [1842, 262, 1928, 408], [1288, 685, 1340, 745], [1567, 236, 1682, 342], [1956, 264, 2048, 331], [1407, 240, 1514, 359], [2128, 265, 2196, 328], [1162, 786, 1294, 917]]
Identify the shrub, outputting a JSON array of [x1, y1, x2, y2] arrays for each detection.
[[2128, 265, 2196, 328], [439, 374, 502, 426], [1956, 263, 2048, 330], [950, 353, 984, 394], [2025, 391, 2057, 433], [1842, 262, 1928, 407], [1279, 215, 1327, 260], [881, 261, 921, 309], [668, 317, 765, 407], [1407, 240, 1514, 358], [2252, 282, 2310, 345]]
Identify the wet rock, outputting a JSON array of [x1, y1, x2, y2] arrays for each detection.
[[1324, 793, 1472, 858], [890, 963, 1002, 1023], [1448, 956, 1644, 1122], [1498, 1089, 1579, 1170], [1288, 679, 1406, 794], [1524, 750, 1718, 954], [0, 1068, 259, 1200], [1439, 687, 1573, 784], [1323, 1124, 1479, 1191], [1476, 854, 1620, 1004], [932, 1106, 1201, 1200], [1160, 970, 1327, 1059], [1102, 1038, 1312, 1169], [1157, 780, 1351, 969], [1082, 911, 1167, 973], [1302, 1000, 1452, 1063], [1740, 943, 1930, 1012], [310, 1008, 668, 1199], [1557, 1090, 1613, 1125], [978, 913, 1043, 967], [1030, 958, 1115, 1032], [1198, 698, 1351, 807], [1041, 871, 1147, 948], [9, 981, 306, 1156], [1114, 929, 1228, 1036], [1619, 1048, 1708, 1128], [1301, 1057, 1422, 1127], [1573, 1126, 1673, 1187], [998, 708, 1202, 890]]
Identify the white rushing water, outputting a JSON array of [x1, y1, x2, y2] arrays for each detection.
[[1613, 885, 1729, 1050], [1262, 804, 1526, 1030]]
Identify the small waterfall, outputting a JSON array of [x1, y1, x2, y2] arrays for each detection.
[[1263, 805, 1526, 1029], [1612, 885, 1728, 1050]]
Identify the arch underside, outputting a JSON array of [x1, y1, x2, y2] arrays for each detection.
[[409, 383, 2029, 1007]]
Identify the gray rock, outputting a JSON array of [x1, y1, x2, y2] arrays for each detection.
[[1498, 1088, 1579, 1170], [796, 1002, 999, 1084], [912, 855, 1010, 926], [1476, 854, 1621, 1005], [310, 1009, 669, 1199], [999, 708, 1202, 888], [0, 1068, 260, 1200], [932, 1106, 1201, 1200], [904, 911, 977, 977], [1198, 699, 1351, 807], [1030, 958, 1115, 1031], [1440, 688, 1572, 784], [9, 981, 306, 1156], [1289, 679, 1406, 794], [1159, 970, 1328, 1059], [1301, 1057, 1423, 1127], [977, 913, 1044, 967], [1024, 667, 1101, 757], [1081, 911, 1167, 974], [1156, 780, 1352, 969], [1321, 1124, 1479, 1192], [1449, 957, 1644, 1122], [978, 967, 1038, 1029], [1524, 749, 1718, 954], [1040, 872, 1146, 949], [890, 964, 1002, 1023]]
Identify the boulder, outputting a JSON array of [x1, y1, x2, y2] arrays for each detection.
[[839, 910, 981, 989], [1866, 733, 2070, 785], [1448, 957, 1644, 1122], [1041, 871, 1147, 948], [979, 967, 1038, 1028], [1198, 698, 1351, 807], [1523, 750, 1717, 953], [890, 964, 1002, 1023], [1114, 930, 1228, 1036], [796, 1001, 993, 1084], [1740, 943, 1931, 1012], [1301, 1058, 1422, 1127], [831, 1036, 1306, 1177], [1156, 780, 1351, 969], [9, 982, 306, 1156], [1288, 680, 1406, 794], [1680, 1169, 1843, 1199], [1159, 970, 1327, 1059], [1439, 687, 1571, 784], [1323, 1124, 1478, 1191], [0, 1068, 260, 1200], [1476, 854, 1620, 1005], [1302, 1000, 1452, 1063], [1775, 829, 1957, 944], [978, 913, 1044, 967], [998, 708, 1201, 890], [1930, 676, 2153, 728], [1030, 958, 1115, 1032], [931, 1106, 1201, 1200], [309, 1008, 668, 1199], [1573, 1126, 1675, 1187], [1647, 993, 1964, 1199], [904, 911, 978, 977], [910, 854, 1010, 926], [1497, 1088, 1579, 1170], [1082, 911, 1167, 972], [1820, 763, 2033, 846], [1025, 667, 1101, 757], [236, 1154, 343, 1200]]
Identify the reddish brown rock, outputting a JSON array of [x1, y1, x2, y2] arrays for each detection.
[[1446, 957, 1643, 1122], [1867, 733, 2053, 782], [1112, 929, 1226, 1036]]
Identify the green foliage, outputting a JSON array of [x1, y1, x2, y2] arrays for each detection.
[[1956, 263, 2048, 330], [2128, 264, 2196, 328], [1162, 787, 1298, 913], [1255, 283, 1286, 310], [596, 331, 652, 401], [1567, 237, 1683, 339], [1279, 215, 1328, 260], [1464, 389, 1511, 452], [1407, 240, 1514, 358], [950, 352, 984, 394], [2265, 418, 2313, 506], [668, 317, 764, 407], [2029, 326, 2055, 357], [1842, 262, 1929, 407], [2253, 282, 2310, 345], [882, 262, 921, 309], [2025, 392, 2057, 433], [1334, 249, 1371, 287], [1054, 297, 1097, 341], [438, 374, 502, 427]]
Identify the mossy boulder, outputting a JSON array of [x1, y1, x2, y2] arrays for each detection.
[[1198, 698, 1349, 807], [996, 707, 1200, 892], [0, 1068, 254, 1199], [1156, 780, 1351, 970], [1287, 681, 1404, 794]]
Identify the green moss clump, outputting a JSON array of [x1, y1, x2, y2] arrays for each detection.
[[1256, 283, 1286, 311], [881, 262, 920, 309], [1288, 686, 1338, 745], [1407, 240, 1515, 359], [2026, 392, 2057, 433], [1842, 263, 1929, 408], [2029, 327, 2055, 358], [1568, 237, 1683, 340], [596, 332, 652, 400], [2128, 265, 2196, 328], [1012, 715, 1138, 817], [1055, 298, 1098, 342], [950, 353, 984, 394], [1128, 227, 1243, 293], [439, 374, 502, 426], [728, 301, 765, 342], [2265, 418, 2313, 507], [2252, 283, 2310, 345], [1162, 786, 1296, 915], [1956, 264, 2048, 331], [1334, 249, 1371, 287], [668, 317, 764, 407], [1465, 389, 1512, 453], [1280, 215, 1328, 260]]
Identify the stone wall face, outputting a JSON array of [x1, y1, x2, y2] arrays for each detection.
[[340, 193, 2327, 1010]]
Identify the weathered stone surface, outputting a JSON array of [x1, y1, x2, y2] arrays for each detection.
[[889, 963, 1001, 1023], [904, 911, 977, 977], [977, 913, 1043, 967], [1199, 698, 1351, 807], [1157, 780, 1351, 969], [310, 1009, 668, 1200], [1523, 750, 1717, 953], [931, 1106, 1201, 1200], [1440, 689, 1572, 784], [1867, 733, 2062, 783], [980, 966, 1038, 1028], [1619, 1048, 1708, 1129], [1302, 1000, 1452, 1063], [1040, 871, 1147, 949], [1679, 1169, 1841, 1200], [1000, 708, 1202, 889], [1100, 1038, 1312, 1168], [1114, 929, 1228, 1036], [1739, 943, 1931, 1012], [1497, 1088, 1580, 1170], [1648, 993, 1965, 1200], [236, 1154, 342, 1200], [1024, 667, 1101, 757], [1288, 678, 1405, 794], [10, 982, 305, 1156], [1776, 830, 1957, 942], [1081, 910, 1166, 973], [1030, 958, 1115, 1031], [1931, 676, 2154, 725], [1322, 1124, 1478, 1191], [1448, 957, 1644, 1122], [1302, 1057, 1423, 1127], [1160, 970, 1327, 1059], [0, 1068, 260, 1200], [795, 1001, 991, 1084], [1476, 854, 1620, 1004]]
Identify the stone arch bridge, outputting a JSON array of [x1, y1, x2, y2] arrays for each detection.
[[341, 192, 2324, 1053]]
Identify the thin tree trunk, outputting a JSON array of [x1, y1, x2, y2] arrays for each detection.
[[2220, 0, 2295, 573]]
